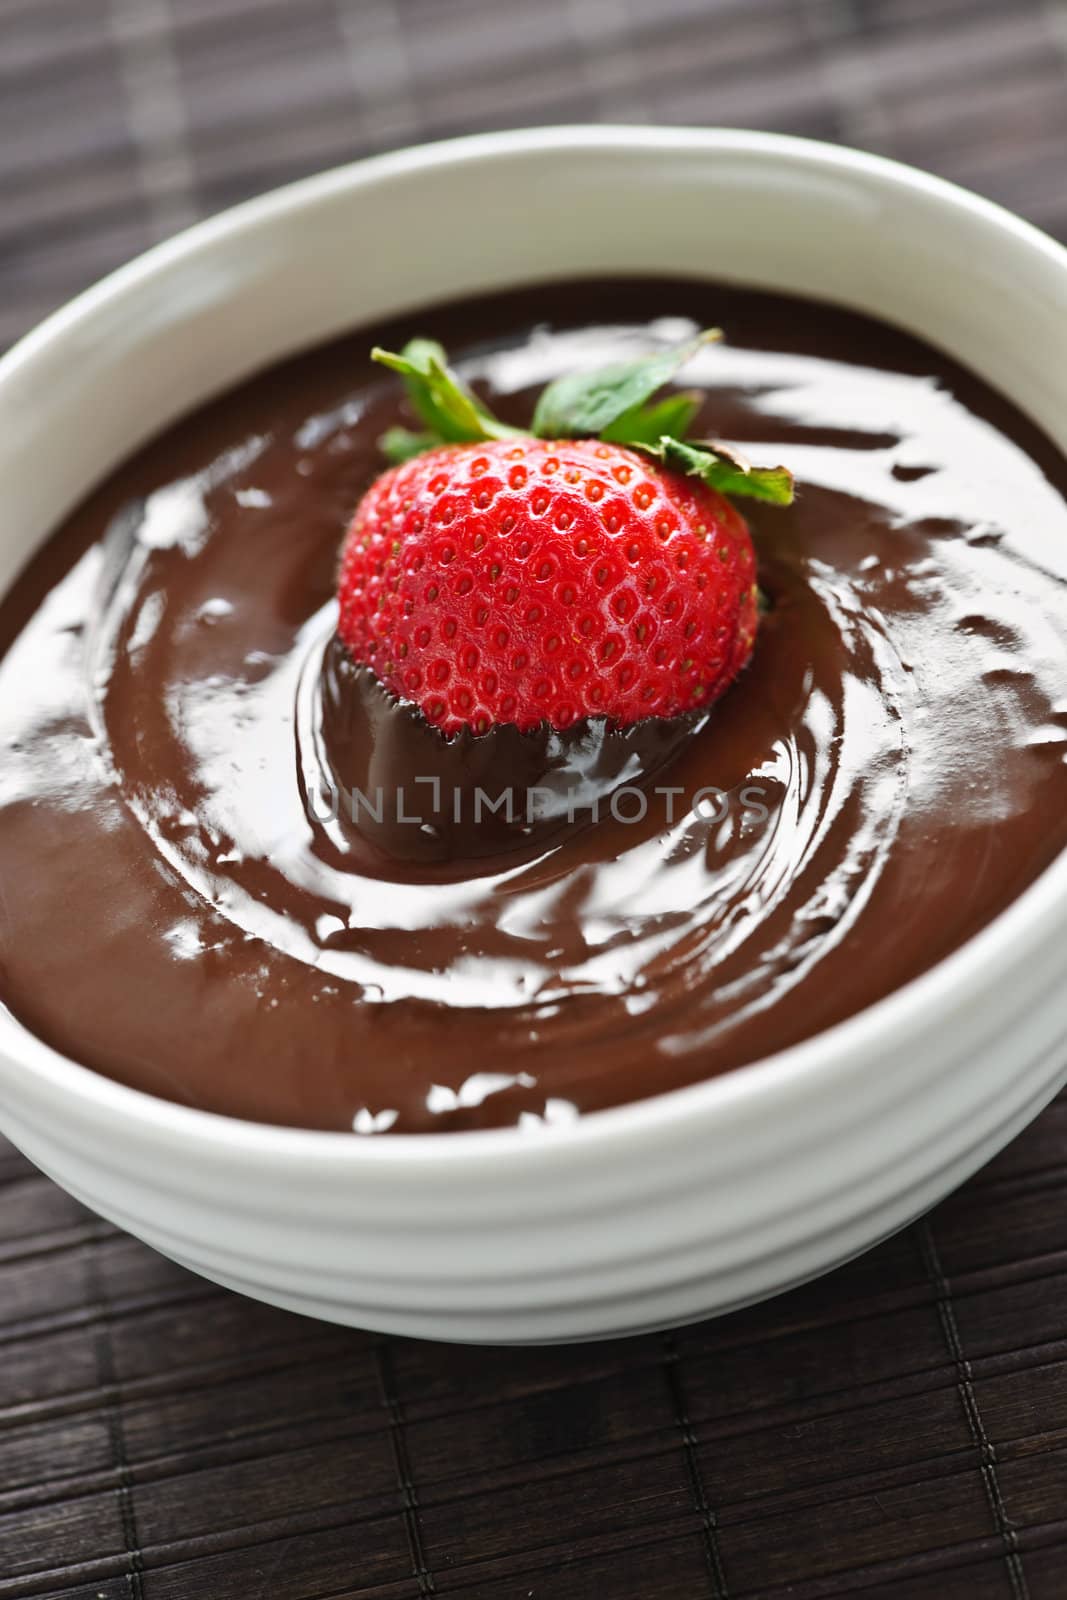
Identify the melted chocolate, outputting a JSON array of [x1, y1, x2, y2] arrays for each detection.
[[2, 279, 1066, 1134]]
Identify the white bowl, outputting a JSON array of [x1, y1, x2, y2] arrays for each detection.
[[2, 127, 1066, 1344]]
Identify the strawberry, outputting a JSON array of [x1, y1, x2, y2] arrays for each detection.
[[337, 331, 792, 736]]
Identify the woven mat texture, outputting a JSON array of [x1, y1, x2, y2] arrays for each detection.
[[3, 1, 1067, 1596]]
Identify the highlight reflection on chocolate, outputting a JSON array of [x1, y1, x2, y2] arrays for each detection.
[[1, 278, 1066, 1134]]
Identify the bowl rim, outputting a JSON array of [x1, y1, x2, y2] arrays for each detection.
[[3, 122, 1067, 1167]]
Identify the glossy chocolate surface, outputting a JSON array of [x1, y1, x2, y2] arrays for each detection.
[[2, 280, 1066, 1133]]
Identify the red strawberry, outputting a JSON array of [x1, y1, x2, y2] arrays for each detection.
[[336, 331, 792, 736], [338, 437, 758, 735]]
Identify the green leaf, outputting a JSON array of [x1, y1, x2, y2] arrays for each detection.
[[600, 389, 704, 446], [531, 329, 721, 440], [378, 426, 444, 465], [631, 435, 795, 505], [372, 340, 521, 445]]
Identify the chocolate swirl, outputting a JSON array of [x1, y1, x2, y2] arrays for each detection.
[[1, 279, 1066, 1133]]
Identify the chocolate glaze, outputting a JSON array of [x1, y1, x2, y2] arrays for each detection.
[[316, 638, 709, 870], [2, 279, 1067, 1134]]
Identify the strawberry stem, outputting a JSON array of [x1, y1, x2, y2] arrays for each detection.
[[373, 330, 795, 505]]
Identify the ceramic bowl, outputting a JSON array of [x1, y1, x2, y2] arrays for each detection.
[[1, 127, 1066, 1342]]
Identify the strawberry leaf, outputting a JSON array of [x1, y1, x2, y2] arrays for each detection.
[[632, 435, 795, 505], [600, 389, 704, 446], [378, 426, 445, 465], [372, 340, 521, 445], [531, 329, 721, 440], [371, 334, 795, 510]]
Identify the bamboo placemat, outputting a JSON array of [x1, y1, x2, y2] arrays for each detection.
[[3, 1, 1067, 1595]]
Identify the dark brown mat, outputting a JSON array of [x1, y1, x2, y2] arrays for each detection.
[[2, 1, 1067, 1594]]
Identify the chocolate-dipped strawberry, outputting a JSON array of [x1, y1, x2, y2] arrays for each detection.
[[336, 331, 793, 737]]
